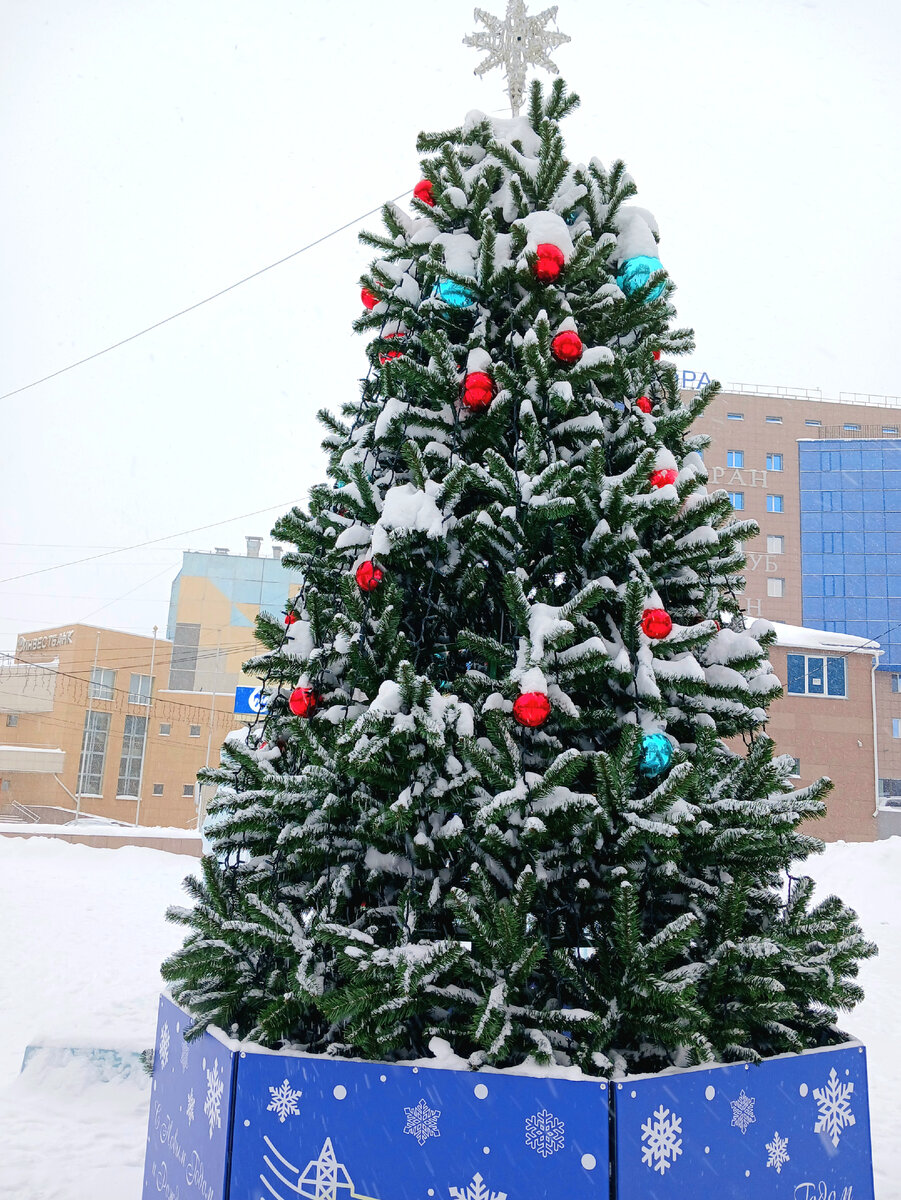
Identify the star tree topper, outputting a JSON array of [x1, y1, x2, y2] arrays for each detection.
[[464, 1, 571, 117]]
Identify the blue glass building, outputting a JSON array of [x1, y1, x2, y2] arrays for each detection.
[[799, 438, 901, 670]]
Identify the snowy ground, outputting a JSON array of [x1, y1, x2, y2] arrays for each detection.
[[1, 834, 899, 1199]]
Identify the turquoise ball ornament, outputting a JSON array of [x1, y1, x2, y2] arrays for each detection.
[[432, 278, 476, 308], [639, 732, 673, 777], [617, 255, 666, 301], [563, 207, 583, 226]]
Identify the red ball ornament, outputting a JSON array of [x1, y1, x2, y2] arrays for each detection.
[[361, 287, 378, 310], [462, 371, 495, 411], [653, 350, 661, 362], [641, 608, 673, 639], [551, 330, 583, 364], [636, 395, 653, 413], [378, 331, 405, 364], [512, 691, 551, 728], [533, 243, 565, 283], [649, 468, 678, 489], [285, 611, 298, 627], [288, 687, 317, 717], [355, 560, 383, 592], [413, 179, 435, 206]]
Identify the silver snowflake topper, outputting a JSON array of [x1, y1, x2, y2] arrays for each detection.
[[464, 1, 571, 116]]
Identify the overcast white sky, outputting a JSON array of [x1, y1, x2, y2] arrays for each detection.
[[2, 0, 899, 656]]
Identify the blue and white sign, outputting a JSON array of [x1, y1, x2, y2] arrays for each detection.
[[142, 993, 237, 1200], [234, 686, 270, 715], [680, 369, 712, 390]]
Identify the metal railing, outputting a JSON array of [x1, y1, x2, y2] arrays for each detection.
[[0, 800, 41, 823]]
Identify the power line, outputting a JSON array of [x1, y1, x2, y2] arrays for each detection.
[[0, 499, 303, 585], [0, 189, 410, 402]]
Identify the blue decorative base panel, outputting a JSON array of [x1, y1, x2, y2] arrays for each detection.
[[143, 993, 874, 1199]]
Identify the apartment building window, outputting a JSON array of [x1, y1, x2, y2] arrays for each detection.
[[6, 714, 17, 727], [767, 578, 785, 597], [727, 450, 744, 468], [767, 535, 784, 554], [894, 720, 901, 740], [788, 757, 801, 777], [169, 622, 201, 690], [159, 723, 171, 736], [892, 674, 901, 693], [117, 715, 147, 798], [767, 494, 784, 513], [728, 492, 744, 510], [726, 412, 744, 420], [76, 711, 111, 795], [805, 419, 821, 427], [766, 453, 783, 471], [189, 724, 201, 738], [183, 784, 195, 798], [786, 654, 846, 698], [765, 415, 782, 424], [843, 424, 860, 432], [152, 783, 164, 796], [128, 673, 153, 705], [882, 427, 898, 436], [89, 667, 116, 701]]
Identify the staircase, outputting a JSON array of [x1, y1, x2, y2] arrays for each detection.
[[0, 801, 41, 824]]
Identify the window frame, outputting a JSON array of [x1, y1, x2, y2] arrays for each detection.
[[189, 724, 201, 738], [765, 415, 783, 424], [767, 494, 785, 513], [786, 653, 847, 699], [5, 714, 18, 727], [76, 710, 111, 795], [727, 449, 744, 468], [727, 491, 745, 510], [182, 783, 196, 798], [767, 577, 785, 598], [726, 412, 744, 421], [128, 673, 153, 706], [116, 714, 147, 798], [89, 666, 116, 702], [766, 453, 784, 471], [152, 783, 164, 796], [767, 535, 784, 554]]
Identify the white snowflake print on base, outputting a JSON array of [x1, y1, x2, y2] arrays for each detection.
[[186, 1087, 195, 1126], [640, 1104, 683, 1174], [204, 1059, 223, 1139], [813, 1067, 856, 1148], [730, 1089, 756, 1134], [180, 1037, 189, 1072], [403, 1097, 441, 1145], [765, 1130, 790, 1174], [267, 1078, 302, 1123], [449, 1171, 507, 1200], [525, 1108, 565, 1157], [158, 1021, 170, 1069]]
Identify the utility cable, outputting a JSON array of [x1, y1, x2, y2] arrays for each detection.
[[0, 190, 411, 402]]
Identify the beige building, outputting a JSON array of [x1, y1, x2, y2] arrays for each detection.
[[1, 624, 243, 828]]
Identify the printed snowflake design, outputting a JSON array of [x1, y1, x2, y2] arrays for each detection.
[[180, 1038, 189, 1072], [449, 1172, 507, 1200], [525, 1108, 565, 1157], [730, 1089, 757, 1135], [640, 1104, 683, 1175], [204, 1059, 223, 1139], [765, 1130, 790, 1174], [158, 1022, 170, 1069], [267, 1078, 303, 1123], [186, 1088, 195, 1126], [403, 1097, 441, 1146], [813, 1067, 856, 1148]]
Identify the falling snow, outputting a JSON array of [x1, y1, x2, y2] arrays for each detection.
[[813, 1067, 856, 1148], [525, 1108, 565, 1157], [186, 1088, 195, 1126], [640, 1104, 683, 1174]]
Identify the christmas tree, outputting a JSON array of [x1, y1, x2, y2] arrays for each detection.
[[163, 47, 874, 1076]]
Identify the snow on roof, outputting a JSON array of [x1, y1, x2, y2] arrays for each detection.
[[758, 620, 881, 657]]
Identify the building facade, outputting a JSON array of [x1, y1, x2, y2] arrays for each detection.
[[1, 624, 242, 827]]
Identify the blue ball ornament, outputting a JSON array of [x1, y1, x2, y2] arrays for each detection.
[[616, 255, 666, 301], [432, 278, 476, 308], [638, 732, 673, 777], [563, 207, 583, 226]]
